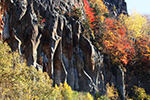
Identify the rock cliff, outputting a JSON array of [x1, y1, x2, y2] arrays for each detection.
[[2, 0, 127, 99], [104, 0, 128, 16]]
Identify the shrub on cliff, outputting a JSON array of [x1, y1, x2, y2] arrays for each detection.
[[0, 43, 94, 100], [132, 86, 150, 100]]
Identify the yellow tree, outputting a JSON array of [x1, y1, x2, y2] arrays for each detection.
[[119, 11, 147, 39], [90, 0, 108, 23], [119, 11, 150, 68], [0, 42, 94, 100], [143, 14, 150, 35], [90, 0, 108, 14]]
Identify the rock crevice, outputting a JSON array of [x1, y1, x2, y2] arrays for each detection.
[[3, 0, 126, 98]]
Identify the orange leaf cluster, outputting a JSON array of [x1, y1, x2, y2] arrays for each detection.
[[0, 14, 3, 41], [83, 0, 96, 29], [101, 18, 150, 68], [103, 18, 135, 65], [0, 13, 3, 32], [41, 19, 45, 24], [135, 35, 150, 65], [0, 0, 5, 38]]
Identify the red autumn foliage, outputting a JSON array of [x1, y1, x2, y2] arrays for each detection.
[[0, 2, 4, 37], [41, 19, 45, 24], [83, 0, 96, 29], [0, 13, 3, 30], [102, 18, 135, 66], [82, 0, 150, 70], [134, 35, 150, 66]]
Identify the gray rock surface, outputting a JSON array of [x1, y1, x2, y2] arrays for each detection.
[[104, 0, 128, 16], [2, 0, 127, 98]]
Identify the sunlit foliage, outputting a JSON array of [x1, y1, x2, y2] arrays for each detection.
[[0, 43, 94, 100], [83, 0, 96, 29], [106, 83, 119, 100], [90, 0, 108, 14], [1, 0, 150, 99], [89, 0, 109, 28], [102, 18, 135, 66], [134, 35, 150, 66], [0, 0, 5, 38], [143, 14, 150, 35], [119, 11, 150, 68], [132, 86, 150, 100], [119, 11, 147, 39]]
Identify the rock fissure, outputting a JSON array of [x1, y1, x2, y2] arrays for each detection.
[[2, 0, 126, 98]]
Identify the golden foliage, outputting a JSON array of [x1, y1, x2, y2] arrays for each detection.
[[143, 14, 150, 35], [90, 0, 108, 24], [132, 86, 150, 100], [106, 83, 119, 100], [54, 82, 94, 100], [0, 43, 94, 100], [119, 11, 147, 38], [90, 0, 108, 14]]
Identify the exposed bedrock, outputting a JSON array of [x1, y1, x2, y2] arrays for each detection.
[[3, 0, 126, 99]]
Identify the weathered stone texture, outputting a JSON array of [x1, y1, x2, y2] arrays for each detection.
[[3, 0, 126, 98]]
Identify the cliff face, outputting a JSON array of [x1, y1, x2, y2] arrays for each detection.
[[104, 0, 127, 16], [2, 0, 127, 98]]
